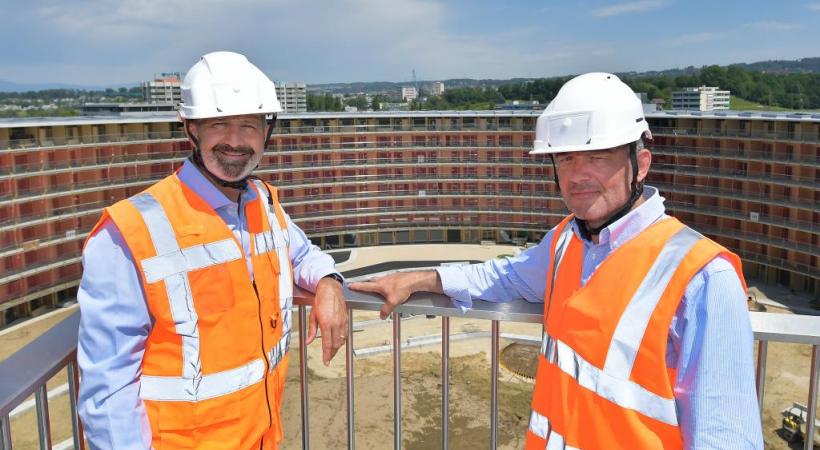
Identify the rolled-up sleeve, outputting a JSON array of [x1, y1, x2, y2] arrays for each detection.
[[437, 230, 553, 310], [77, 220, 153, 450]]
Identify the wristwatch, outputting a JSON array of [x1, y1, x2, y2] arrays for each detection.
[[322, 273, 344, 285]]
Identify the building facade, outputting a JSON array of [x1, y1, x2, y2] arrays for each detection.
[[0, 110, 818, 324], [141, 73, 182, 104], [431, 82, 445, 96], [672, 86, 731, 111], [402, 87, 418, 102], [276, 82, 308, 113]]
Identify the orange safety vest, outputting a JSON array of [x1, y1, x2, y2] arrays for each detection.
[[525, 215, 746, 450], [88, 174, 294, 450]]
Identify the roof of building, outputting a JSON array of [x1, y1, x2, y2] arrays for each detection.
[[1, 109, 819, 128]]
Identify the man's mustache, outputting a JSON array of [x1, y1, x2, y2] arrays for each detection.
[[211, 143, 254, 155], [567, 183, 599, 194]]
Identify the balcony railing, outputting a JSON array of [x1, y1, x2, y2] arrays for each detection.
[[2, 121, 817, 153], [652, 126, 820, 144], [1, 284, 819, 449]]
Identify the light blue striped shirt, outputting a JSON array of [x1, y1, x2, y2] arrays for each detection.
[[437, 186, 763, 449], [76, 159, 338, 449]]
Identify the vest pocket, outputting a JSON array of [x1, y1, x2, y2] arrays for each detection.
[[188, 264, 237, 317], [155, 402, 241, 449]]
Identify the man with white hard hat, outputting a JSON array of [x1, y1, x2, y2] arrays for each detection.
[[350, 73, 762, 449], [77, 51, 347, 449]]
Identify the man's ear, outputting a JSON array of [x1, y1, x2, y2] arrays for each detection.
[[184, 120, 198, 141], [636, 148, 652, 183]]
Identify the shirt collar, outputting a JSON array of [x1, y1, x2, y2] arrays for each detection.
[[572, 185, 667, 250], [177, 158, 258, 210]]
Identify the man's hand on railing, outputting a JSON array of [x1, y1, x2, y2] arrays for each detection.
[[349, 270, 444, 320], [306, 277, 349, 366]]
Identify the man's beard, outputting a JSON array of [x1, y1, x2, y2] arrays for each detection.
[[207, 143, 260, 179]]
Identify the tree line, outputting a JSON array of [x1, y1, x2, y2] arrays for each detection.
[[413, 65, 820, 111]]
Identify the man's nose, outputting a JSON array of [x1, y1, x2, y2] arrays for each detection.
[[222, 124, 245, 147]]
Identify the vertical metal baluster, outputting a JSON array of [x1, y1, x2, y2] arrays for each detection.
[[490, 320, 499, 450], [346, 308, 355, 450], [35, 385, 52, 450], [442, 316, 450, 450], [67, 360, 86, 450], [805, 345, 819, 450], [755, 340, 768, 412], [1, 415, 11, 449], [299, 305, 310, 450], [392, 312, 401, 450]]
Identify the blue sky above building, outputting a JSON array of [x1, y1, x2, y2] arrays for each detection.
[[1, 0, 819, 87]]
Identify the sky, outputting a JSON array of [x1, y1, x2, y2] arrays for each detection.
[[1, 0, 819, 87]]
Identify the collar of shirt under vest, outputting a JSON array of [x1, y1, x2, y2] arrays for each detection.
[[178, 158, 260, 211]]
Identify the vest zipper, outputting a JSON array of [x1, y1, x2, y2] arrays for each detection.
[[253, 280, 274, 444]]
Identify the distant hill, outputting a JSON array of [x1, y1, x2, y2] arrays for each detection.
[[0, 80, 138, 93], [311, 57, 819, 95], [617, 57, 820, 79], [309, 78, 534, 95]]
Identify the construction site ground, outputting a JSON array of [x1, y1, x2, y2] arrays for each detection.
[[1, 243, 817, 449]]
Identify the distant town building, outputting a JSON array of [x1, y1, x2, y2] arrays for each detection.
[[141, 73, 182, 104], [276, 82, 307, 113], [495, 100, 541, 111], [81, 102, 177, 116], [402, 87, 418, 102], [671, 86, 730, 111], [431, 82, 445, 96]]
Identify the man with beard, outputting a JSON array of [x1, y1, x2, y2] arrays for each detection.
[[77, 51, 348, 449]]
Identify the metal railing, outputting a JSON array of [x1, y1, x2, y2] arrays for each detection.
[[2, 284, 819, 449]]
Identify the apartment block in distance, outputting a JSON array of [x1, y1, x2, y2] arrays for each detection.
[[141, 73, 182, 104], [671, 86, 731, 111], [431, 82, 445, 96], [276, 82, 307, 113], [402, 87, 418, 102]]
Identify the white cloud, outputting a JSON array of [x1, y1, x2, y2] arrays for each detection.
[[660, 31, 727, 46], [746, 21, 801, 31], [806, 3, 820, 11], [591, 0, 668, 18]]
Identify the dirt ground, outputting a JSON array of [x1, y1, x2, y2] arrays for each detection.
[[2, 296, 818, 449]]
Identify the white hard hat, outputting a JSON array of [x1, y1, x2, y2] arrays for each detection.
[[530, 72, 649, 155], [179, 51, 282, 120]]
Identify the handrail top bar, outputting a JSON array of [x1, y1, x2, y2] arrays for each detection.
[[295, 285, 544, 323], [298, 288, 820, 341], [0, 312, 81, 417], [749, 311, 820, 345]]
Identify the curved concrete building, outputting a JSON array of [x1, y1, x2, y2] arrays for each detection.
[[1, 110, 818, 323]]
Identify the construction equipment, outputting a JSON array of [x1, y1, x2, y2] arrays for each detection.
[[781, 402, 820, 446]]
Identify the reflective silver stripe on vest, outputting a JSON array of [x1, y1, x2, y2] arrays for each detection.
[[130, 193, 202, 381], [540, 336, 679, 426], [141, 238, 243, 284], [545, 429, 580, 450], [140, 358, 265, 402], [139, 330, 293, 401], [252, 180, 294, 314], [603, 227, 702, 380], [269, 331, 291, 372], [529, 410, 551, 440], [254, 230, 276, 256]]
